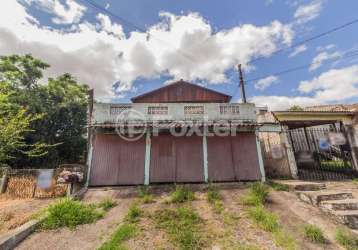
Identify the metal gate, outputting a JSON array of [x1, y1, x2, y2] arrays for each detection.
[[288, 125, 356, 180]]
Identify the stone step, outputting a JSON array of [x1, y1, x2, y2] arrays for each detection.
[[272, 180, 326, 191], [331, 210, 358, 229], [297, 190, 353, 206], [320, 199, 358, 211]]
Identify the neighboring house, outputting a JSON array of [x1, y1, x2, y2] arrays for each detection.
[[86, 80, 265, 186]]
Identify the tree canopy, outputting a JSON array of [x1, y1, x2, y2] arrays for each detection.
[[0, 54, 89, 168]]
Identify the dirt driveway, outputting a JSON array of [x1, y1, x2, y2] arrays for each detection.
[[0, 195, 53, 236], [15, 184, 347, 249]]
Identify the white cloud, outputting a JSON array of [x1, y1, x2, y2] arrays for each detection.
[[299, 65, 358, 101], [96, 13, 125, 39], [250, 95, 319, 111], [0, 0, 294, 97], [105, 3, 110, 9], [252, 65, 358, 110], [294, 0, 322, 24], [309, 51, 341, 71], [317, 44, 335, 52], [26, 0, 86, 24], [288, 44, 307, 57], [254, 75, 279, 90]]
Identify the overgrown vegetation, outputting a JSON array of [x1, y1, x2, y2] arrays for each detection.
[[0, 54, 89, 168], [206, 185, 224, 214], [98, 223, 137, 250], [335, 228, 358, 250], [243, 182, 297, 250], [41, 198, 104, 230], [98, 198, 117, 212], [267, 181, 289, 191], [125, 204, 142, 223], [302, 224, 325, 244], [170, 185, 195, 203], [242, 182, 269, 206], [153, 207, 204, 250], [138, 186, 154, 204]]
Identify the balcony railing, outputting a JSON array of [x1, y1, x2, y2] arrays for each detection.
[[92, 102, 257, 124]]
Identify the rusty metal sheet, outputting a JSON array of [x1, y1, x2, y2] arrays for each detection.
[[231, 133, 261, 181], [150, 133, 176, 183], [175, 135, 204, 182], [207, 136, 236, 182], [89, 134, 145, 186]]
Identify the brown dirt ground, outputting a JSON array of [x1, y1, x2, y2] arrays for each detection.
[[0, 195, 53, 236], [14, 184, 354, 249]]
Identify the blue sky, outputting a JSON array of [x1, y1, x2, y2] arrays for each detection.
[[0, 0, 357, 110]]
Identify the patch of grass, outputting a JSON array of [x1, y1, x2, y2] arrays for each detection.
[[242, 182, 270, 206], [267, 181, 289, 192], [41, 198, 104, 230], [247, 205, 279, 233], [274, 230, 297, 250], [335, 228, 358, 250], [302, 224, 325, 244], [353, 178, 358, 185], [125, 204, 142, 223], [153, 207, 204, 250], [98, 198, 117, 212], [206, 185, 221, 204], [170, 185, 195, 203], [137, 186, 155, 203], [98, 223, 137, 250]]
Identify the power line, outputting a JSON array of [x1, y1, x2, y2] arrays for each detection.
[[248, 18, 358, 65], [77, 0, 198, 63], [246, 49, 358, 83]]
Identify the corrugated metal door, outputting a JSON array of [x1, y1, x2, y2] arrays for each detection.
[[231, 133, 261, 180], [207, 136, 236, 181], [150, 133, 176, 183], [175, 135, 204, 182], [90, 134, 145, 186]]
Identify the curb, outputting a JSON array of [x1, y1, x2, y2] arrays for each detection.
[[0, 220, 40, 250]]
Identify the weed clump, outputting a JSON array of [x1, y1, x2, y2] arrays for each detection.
[[247, 206, 279, 233], [170, 185, 195, 203], [125, 204, 142, 223], [98, 197, 117, 212], [41, 198, 103, 230], [98, 223, 137, 250], [206, 185, 221, 204], [335, 228, 358, 250], [153, 207, 204, 250], [138, 186, 154, 204], [303, 224, 325, 244], [242, 182, 269, 206], [267, 181, 289, 192]]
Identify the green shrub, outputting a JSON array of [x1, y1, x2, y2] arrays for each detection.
[[170, 185, 195, 203], [98, 223, 137, 250], [335, 228, 358, 250], [125, 204, 142, 223], [242, 182, 269, 206], [303, 224, 325, 244], [41, 198, 104, 230], [153, 207, 204, 250], [98, 198, 117, 212], [247, 206, 279, 233]]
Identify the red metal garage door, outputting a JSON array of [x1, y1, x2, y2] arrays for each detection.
[[150, 134, 204, 183], [207, 136, 236, 182], [150, 133, 176, 183], [231, 133, 261, 180], [89, 134, 146, 186]]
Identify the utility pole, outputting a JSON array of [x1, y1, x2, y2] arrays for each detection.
[[238, 64, 247, 103]]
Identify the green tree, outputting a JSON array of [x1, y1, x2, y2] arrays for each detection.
[[288, 105, 304, 111], [0, 54, 89, 168]]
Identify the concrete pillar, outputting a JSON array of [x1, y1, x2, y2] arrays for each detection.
[[203, 132, 208, 182], [144, 130, 151, 185], [280, 126, 298, 179], [255, 131, 266, 182], [85, 129, 94, 187]]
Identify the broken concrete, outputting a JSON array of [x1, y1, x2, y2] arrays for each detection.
[[273, 180, 326, 191], [297, 190, 353, 206]]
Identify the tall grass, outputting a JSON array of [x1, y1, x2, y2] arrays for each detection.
[[98, 198, 117, 212], [41, 198, 104, 230], [137, 186, 154, 204], [303, 224, 325, 244], [153, 207, 204, 250], [170, 185, 195, 203], [335, 228, 358, 250], [242, 182, 269, 206], [98, 223, 137, 250]]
